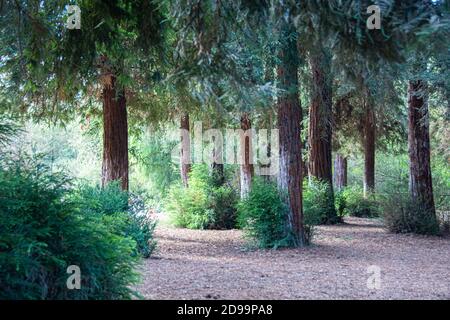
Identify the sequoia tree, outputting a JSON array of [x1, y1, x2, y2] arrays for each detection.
[[0, 0, 165, 191], [308, 47, 339, 223], [277, 24, 306, 246], [407, 80, 436, 217], [334, 154, 347, 191]]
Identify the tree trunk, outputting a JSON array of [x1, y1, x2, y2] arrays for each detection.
[[308, 50, 333, 184], [334, 153, 347, 191], [180, 113, 191, 187], [308, 49, 338, 224], [408, 80, 436, 216], [239, 112, 254, 198], [363, 96, 376, 197], [101, 75, 129, 191], [277, 25, 306, 246]]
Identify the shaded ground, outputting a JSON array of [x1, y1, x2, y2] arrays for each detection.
[[136, 217, 450, 300]]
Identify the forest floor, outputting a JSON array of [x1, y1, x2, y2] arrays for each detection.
[[135, 217, 450, 300]]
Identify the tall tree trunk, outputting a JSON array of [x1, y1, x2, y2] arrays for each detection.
[[308, 49, 338, 224], [308, 50, 333, 183], [239, 112, 254, 198], [408, 80, 436, 217], [334, 153, 347, 191], [363, 95, 376, 197], [180, 113, 191, 187], [101, 75, 129, 191], [277, 26, 306, 246]]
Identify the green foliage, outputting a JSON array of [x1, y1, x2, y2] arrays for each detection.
[[72, 182, 157, 259], [130, 128, 179, 209], [165, 165, 237, 230], [334, 191, 347, 218], [0, 154, 141, 300], [382, 194, 441, 235], [237, 178, 297, 249], [303, 179, 341, 224], [0, 115, 21, 147], [339, 186, 380, 218]]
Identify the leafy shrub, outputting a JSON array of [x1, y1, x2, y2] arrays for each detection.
[[166, 165, 237, 229], [0, 154, 141, 299], [72, 182, 157, 258], [340, 186, 380, 217], [303, 179, 341, 224], [382, 193, 441, 235], [237, 178, 296, 248], [334, 190, 347, 218]]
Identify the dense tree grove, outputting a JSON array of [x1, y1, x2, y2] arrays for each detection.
[[0, 0, 449, 300]]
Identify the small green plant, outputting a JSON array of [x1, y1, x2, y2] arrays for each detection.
[[237, 178, 296, 248], [382, 193, 441, 235], [165, 165, 237, 230], [334, 190, 347, 218], [340, 186, 380, 218], [303, 179, 341, 224]]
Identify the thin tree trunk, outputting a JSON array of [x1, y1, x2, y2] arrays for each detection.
[[277, 25, 306, 246], [308, 49, 338, 224], [334, 153, 347, 191], [180, 113, 191, 187], [408, 80, 436, 216], [363, 96, 376, 197], [240, 112, 254, 198], [101, 75, 129, 191]]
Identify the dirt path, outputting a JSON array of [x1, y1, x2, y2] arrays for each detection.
[[136, 217, 450, 300]]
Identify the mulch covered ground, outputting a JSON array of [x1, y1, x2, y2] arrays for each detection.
[[135, 217, 450, 299]]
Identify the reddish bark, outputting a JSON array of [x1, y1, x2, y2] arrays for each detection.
[[308, 49, 339, 224], [334, 153, 347, 191], [408, 80, 436, 215], [308, 50, 333, 184], [101, 75, 129, 191], [277, 26, 306, 246]]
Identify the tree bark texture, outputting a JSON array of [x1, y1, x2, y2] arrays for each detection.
[[408, 80, 436, 216], [334, 153, 347, 191], [101, 75, 129, 191], [277, 26, 306, 246]]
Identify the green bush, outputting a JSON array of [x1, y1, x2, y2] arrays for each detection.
[[303, 179, 341, 224], [166, 165, 237, 229], [237, 178, 296, 248], [340, 186, 380, 218], [0, 154, 142, 299], [334, 191, 347, 218], [382, 193, 441, 235], [72, 182, 157, 258]]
